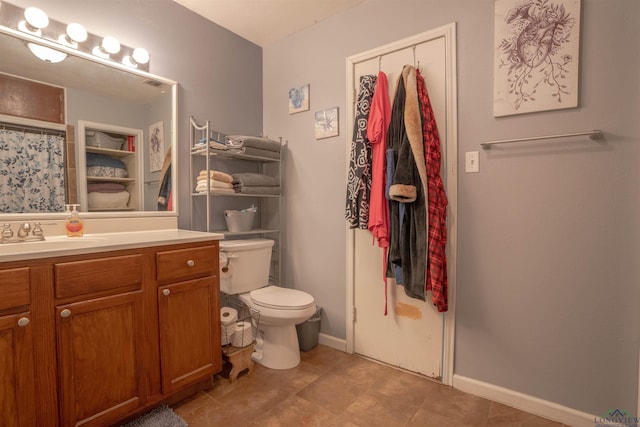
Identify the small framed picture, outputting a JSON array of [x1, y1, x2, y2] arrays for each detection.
[[149, 121, 165, 172], [288, 84, 310, 114], [314, 107, 339, 139]]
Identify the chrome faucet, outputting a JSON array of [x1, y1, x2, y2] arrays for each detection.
[[1, 223, 13, 239], [0, 222, 45, 243], [17, 222, 31, 238], [32, 223, 44, 237]]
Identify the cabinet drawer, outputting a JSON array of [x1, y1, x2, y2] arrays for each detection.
[[156, 245, 217, 283], [55, 254, 142, 299], [0, 267, 30, 311]]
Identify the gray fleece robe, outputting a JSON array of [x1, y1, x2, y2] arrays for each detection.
[[386, 65, 427, 301]]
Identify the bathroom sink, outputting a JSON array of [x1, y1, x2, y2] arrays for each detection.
[[36, 235, 107, 245], [0, 229, 223, 263], [0, 235, 109, 257]]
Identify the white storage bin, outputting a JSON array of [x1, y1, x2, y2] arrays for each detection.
[[86, 131, 125, 150], [224, 209, 255, 232]]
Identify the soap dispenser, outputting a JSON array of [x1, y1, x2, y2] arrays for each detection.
[[65, 204, 84, 237]]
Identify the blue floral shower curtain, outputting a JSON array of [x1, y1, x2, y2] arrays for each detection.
[[0, 129, 66, 213]]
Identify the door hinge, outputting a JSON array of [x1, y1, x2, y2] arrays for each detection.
[[352, 306, 357, 322]]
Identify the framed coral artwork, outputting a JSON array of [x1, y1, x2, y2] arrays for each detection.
[[288, 84, 310, 114], [493, 0, 581, 117]]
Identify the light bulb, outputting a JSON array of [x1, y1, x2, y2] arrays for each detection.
[[58, 23, 87, 49], [123, 48, 150, 68], [132, 48, 149, 65], [25, 7, 48, 29], [18, 7, 48, 36], [92, 36, 120, 59], [102, 36, 120, 54], [66, 23, 87, 43]]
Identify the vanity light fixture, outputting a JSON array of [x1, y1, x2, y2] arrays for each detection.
[[17, 6, 48, 36], [1, 2, 150, 71], [92, 36, 120, 59], [123, 47, 150, 68]]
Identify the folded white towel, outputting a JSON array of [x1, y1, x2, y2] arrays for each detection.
[[197, 187, 236, 195], [195, 180, 233, 192], [198, 170, 233, 183]]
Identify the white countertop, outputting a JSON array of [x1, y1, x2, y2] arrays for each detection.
[[0, 229, 224, 263]]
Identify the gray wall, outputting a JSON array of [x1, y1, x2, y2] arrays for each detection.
[[263, 0, 639, 417], [12, 0, 264, 228], [14, 0, 639, 419]]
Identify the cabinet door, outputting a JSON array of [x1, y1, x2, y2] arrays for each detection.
[[158, 277, 221, 393], [0, 313, 36, 427], [56, 292, 144, 427]]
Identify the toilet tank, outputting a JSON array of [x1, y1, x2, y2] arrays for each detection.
[[219, 238, 275, 294]]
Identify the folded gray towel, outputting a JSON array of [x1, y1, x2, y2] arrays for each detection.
[[234, 186, 281, 195], [228, 147, 280, 160], [225, 135, 281, 152], [232, 173, 278, 187]]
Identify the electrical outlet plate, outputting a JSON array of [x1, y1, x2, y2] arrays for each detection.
[[465, 151, 479, 173]]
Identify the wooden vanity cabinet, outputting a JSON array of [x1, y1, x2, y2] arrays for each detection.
[[0, 268, 35, 427], [0, 239, 221, 427], [156, 244, 221, 393], [54, 255, 145, 427]]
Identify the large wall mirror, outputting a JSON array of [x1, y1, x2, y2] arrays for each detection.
[[0, 24, 177, 220]]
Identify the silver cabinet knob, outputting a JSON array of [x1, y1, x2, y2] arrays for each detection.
[[186, 259, 195, 267], [162, 289, 170, 296], [60, 309, 71, 318], [17, 317, 30, 327]]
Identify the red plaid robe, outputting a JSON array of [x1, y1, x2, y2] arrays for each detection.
[[416, 69, 448, 312]]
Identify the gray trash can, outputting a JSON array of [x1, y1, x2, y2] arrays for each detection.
[[296, 305, 322, 351]]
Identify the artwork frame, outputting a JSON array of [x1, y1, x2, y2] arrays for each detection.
[[314, 107, 339, 140], [493, 0, 581, 117], [149, 121, 165, 172], [288, 84, 310, 114]]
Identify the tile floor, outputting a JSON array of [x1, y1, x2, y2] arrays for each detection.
[[172, 345, 570, 427]]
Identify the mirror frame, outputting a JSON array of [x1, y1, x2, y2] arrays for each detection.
[[0, 24, 178, 222]]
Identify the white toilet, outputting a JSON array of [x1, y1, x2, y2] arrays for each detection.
[[219, 238, 316, 370]]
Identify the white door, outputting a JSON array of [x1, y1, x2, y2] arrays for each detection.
[[346, 24, 457, 382]]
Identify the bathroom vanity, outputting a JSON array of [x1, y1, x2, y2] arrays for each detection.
[[0, 9, 223, 425], [0, 230, 223, 426]]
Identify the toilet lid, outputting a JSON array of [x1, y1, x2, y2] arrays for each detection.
[[250, 286, 315, 310]]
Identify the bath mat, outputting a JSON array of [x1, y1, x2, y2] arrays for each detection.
[[119, 405, 188, 427]]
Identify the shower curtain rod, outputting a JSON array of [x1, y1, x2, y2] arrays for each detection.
[[480, 129, 603, 149], [1, 121, 66, 137]]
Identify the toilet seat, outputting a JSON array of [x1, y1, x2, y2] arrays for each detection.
[[250, 286, 315, 310]]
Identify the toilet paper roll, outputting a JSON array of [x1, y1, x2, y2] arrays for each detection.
[[221, 323, 236, 345], [220, 307, 238, 345], [219, 253, 233, 279], [220, 307, 238, 325], [230, 321, 253, 348]]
